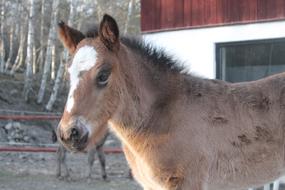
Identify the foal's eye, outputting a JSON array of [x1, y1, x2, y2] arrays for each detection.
[[96, 69, 111, 87]]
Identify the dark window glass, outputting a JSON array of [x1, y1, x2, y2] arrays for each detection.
[[216, 38, 285, 82]]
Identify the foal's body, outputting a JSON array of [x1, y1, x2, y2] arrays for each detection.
[[111, 70, 285, 190], [57, 15, 285, 190]]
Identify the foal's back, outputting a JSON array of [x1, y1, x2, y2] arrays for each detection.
[[172, 72, 285, 189]]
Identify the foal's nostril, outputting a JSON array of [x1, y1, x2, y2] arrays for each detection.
[[70, 127, 80, 141], [57, 125, 89, 151], [60, 134, 64, 141]]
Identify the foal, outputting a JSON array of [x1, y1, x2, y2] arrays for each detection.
[[57, 14, 285, 190]]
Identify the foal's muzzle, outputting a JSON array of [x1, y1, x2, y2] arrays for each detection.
[[57, 122, 89, 152]]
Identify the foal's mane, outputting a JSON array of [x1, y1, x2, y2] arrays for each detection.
[[121, 37, 185, 73], [84, 27, 185, 74]]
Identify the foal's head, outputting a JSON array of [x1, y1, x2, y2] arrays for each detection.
[[57, 15, 124, 151]]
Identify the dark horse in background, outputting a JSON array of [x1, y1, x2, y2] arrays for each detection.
[[56, 14, 285, 190], [52, 130, 108, 180]]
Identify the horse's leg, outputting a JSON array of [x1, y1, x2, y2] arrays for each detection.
[[56, 146, 61, 178], [87, 147, 96, 179], [128, 169, 133, 179], [61, 147, 69, 178], [96, 145, 107, 180], [56, 145, 69, 179], [56, 145, 69, 178]]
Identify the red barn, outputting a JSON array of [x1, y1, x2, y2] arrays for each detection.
[[141, 0, 285, 82]]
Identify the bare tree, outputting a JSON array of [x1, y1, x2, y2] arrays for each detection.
[[46, 0, 73, 110], [23, 0, 35, 102], [5, 1, 22, 73], [0, 0, 141, 107], [68, 0, 77, 26], [37, 0, 58, 104], [38, 0, 47, 74], [124, 0, 135, 35], [45, 50, 66, 111], [51, 42, 56, 80], [10, 15, 28, 75], [4, 24, 15, 72], [0, 0, 6, 73], [32, 0, 42, 74]]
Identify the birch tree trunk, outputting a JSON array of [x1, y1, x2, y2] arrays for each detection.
[[51, 41, 56, 80], [45, 51, 66, 111], [32, 41, 37, 74], [38, 0, 46, 73], [37, 0, 58, 104], [32, 0, 42, 74], [76, 3, 84, 29], [10, 18, 28, 75], [124, 0, 135, 35], [46, 0, 75, 110], [10, 40, 23, 75], [0, 0, 6, 73], [4, 25, 15, 72], [68, 0, 77, 26], [23, 0, 35, 102], [6, 1, 21, 73]]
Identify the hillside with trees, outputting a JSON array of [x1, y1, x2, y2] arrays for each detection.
[[0, 0, 140, 113]]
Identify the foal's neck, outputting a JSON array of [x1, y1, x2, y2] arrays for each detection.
[[110, 46, 184, 148]]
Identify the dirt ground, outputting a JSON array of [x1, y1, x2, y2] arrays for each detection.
[[0, 121, 141, 190], [0, 151, 141, 190]]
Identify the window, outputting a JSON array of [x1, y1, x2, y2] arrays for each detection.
[[216, 38, 285, 82]]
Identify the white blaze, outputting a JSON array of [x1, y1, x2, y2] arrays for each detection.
[[66, 46, 97, 113]]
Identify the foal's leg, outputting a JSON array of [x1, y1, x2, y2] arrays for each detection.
[[96, 145, 107, 180], [87, 147, 96, 179], [128, 169, 133, 179]]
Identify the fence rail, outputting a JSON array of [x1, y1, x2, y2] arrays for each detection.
[[0, 146, 123, 153], [0, 113, 123, 154], [0, 115, 61, 121], [0, 109, 62, 115]]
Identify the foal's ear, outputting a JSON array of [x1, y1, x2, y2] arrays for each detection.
[[57, 20, 85, 55], [99, 14, 120, 51]]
